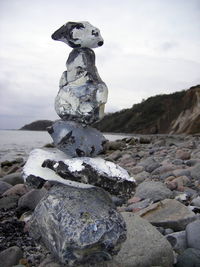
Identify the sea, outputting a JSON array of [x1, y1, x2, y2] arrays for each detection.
[[0, 130, 132, 162]]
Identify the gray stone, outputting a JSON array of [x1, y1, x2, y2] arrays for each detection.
[[29, 184, 127, 266], [136, 199, 197, 231], [0, 181, 12, 195], [1, 172, 24, 185], [134, 181, 173, 202], [125, 198, 152, 212], [191, 196, 200, 207], [52, 21, 108, 125], [104, 213, 174, 267], [186, 220, 200, 250], [18, 188, 47, 210], [134, 171, 150, 184], [0, 246, 23, 267], [166, 231, 187, 253], [176, 248, 200, 267], [145, 161, 160, 173], [0, 195, 19, 209], [48, 120, 106, 157], [190, 163, 200, 180]]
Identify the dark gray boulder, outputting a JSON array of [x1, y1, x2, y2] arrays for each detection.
[[176, 248, 200, 267], [29, 184, 127, 266], [48, 120, 106, 157]]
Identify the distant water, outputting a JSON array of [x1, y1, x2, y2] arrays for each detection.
[[0, 130, 132, 162]]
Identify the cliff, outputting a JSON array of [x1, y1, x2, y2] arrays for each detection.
[[94, 85, 200, 134], [20, 120, 53, 131]]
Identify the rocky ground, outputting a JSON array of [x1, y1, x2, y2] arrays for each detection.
[[0, 134, 200, 266]]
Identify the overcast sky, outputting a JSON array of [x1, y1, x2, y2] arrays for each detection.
[[0, 0, 200, 129]]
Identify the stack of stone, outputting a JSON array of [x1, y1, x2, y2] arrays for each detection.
[[23, 21, 135, 266]]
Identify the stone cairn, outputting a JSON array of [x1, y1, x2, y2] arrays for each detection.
[[23, 21, 135, 266]]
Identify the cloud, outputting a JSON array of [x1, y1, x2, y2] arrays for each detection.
[[0, 0, 200, 129]]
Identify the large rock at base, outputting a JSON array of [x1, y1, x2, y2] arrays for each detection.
[[48, 120, 106, 157], [37, 214, 174, 267], [23, 148, 135, 198], [29, 184, 127, 266], [105, 213, 174, 267], [136, 199, 196, 231]]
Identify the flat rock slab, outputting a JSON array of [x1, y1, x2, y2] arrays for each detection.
[[136, 199, 197, 231], [48, 120, 106, 157], [29, 184, 127, 266], [23, 148, 135, 197]]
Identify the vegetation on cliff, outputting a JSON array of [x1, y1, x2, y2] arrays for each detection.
[[20, 120, 53, 131], [94, 85, 200, 134]]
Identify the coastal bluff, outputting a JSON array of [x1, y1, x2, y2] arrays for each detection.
[[19, 85, 200, 134], [94, 84, 200, 134]]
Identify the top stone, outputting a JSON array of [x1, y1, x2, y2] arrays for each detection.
[[52, 21, 108, 125], [52, 21, 104, 48]]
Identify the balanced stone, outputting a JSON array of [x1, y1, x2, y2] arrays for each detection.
[[29, 184, 127, 266], [48, 120, 106, 157], [52, 21, 108, 125]]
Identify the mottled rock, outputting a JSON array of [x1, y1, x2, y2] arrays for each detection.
[[2, 184, 28, 196], [48, 120, 106, 157], [176, 248, 200, 267], [0, 246, 23, 267], [1, 172, 24, 185], [176, 149, 191, 160], [136, 199, 197, 231], [52, 21, 108, 124], [134, 171, 150, 184], [186, 220, 200, 250], [0, 195, 19, 209], [0, 181, 12, 195], [23, 148, 135, 198], [134, 181, 173, 202], [190, 163, 200, 180], [126, 198, 152, 212], [29, 184, 127, 266], [166, 231, 187, 253], [129, 165, 144, 175], [18, 188, 47, 210]]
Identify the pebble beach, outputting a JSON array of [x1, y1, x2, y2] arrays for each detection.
[[0, 134, 200, 266]]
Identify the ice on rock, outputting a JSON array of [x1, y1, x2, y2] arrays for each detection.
[[23, 148, 93, 189], [42, 155, 136, 198], [23, 148, 135, 197], [48, 120, 106, 157]]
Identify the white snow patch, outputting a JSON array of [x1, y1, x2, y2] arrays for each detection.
[[23, 148, 93, 189], [65, 158, 85, 172], [62, 157, 133, 182]]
